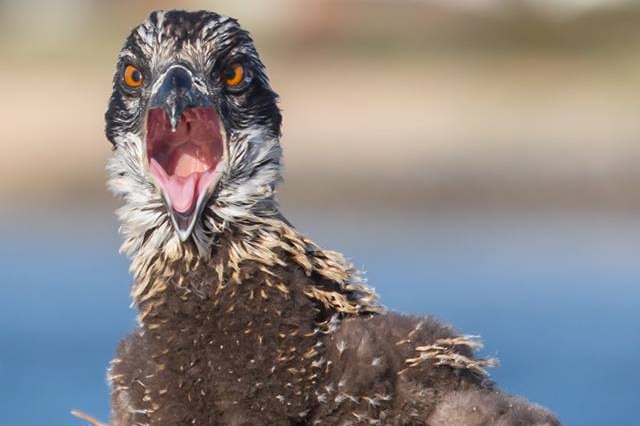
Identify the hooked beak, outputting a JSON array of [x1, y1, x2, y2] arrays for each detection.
[[146, 65, 227, 241]]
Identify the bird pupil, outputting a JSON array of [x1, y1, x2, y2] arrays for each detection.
[[225, 67, 236, 80], [132, 70, 141, 82]]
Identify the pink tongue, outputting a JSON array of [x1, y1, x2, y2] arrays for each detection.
[[167, 173, 199, 213]]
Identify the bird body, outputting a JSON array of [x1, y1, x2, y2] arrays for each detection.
[[104, 10, 561, 425]]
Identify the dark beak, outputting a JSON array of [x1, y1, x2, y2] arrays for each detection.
[[148, 65, 212, 131], [146, 65, 226, 241]]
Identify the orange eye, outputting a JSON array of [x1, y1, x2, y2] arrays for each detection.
[[123, 64, 143, 88], [223, 63, 244, 87]]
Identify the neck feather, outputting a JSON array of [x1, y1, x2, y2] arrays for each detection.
[[107, 127, 382, 323], [130, 218, 381, 323]]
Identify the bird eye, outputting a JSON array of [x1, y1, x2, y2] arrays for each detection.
[[123, 64, 144, 88], [223, 63, 245, 88]]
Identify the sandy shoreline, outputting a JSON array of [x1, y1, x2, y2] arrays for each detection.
[[3, 51, 640, 210]]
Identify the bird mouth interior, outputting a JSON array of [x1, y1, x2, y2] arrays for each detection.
[[146, 107, 225, 215]]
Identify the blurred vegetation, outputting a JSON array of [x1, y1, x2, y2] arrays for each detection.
[[3, 1, 640, 57], [1, 0, 640, 212]]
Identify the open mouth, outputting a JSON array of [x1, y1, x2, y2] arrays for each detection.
[[146, 107, 226, 236]]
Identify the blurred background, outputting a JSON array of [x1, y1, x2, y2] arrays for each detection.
[[1, 0, 639, 424]]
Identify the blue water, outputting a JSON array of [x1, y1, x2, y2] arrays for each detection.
[[1, 209, 638, 425]]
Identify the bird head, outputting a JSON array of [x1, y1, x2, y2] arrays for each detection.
[[106, 10, 282, 255]]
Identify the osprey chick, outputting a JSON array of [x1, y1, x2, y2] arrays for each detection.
[[105, 10, 561, 426]]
